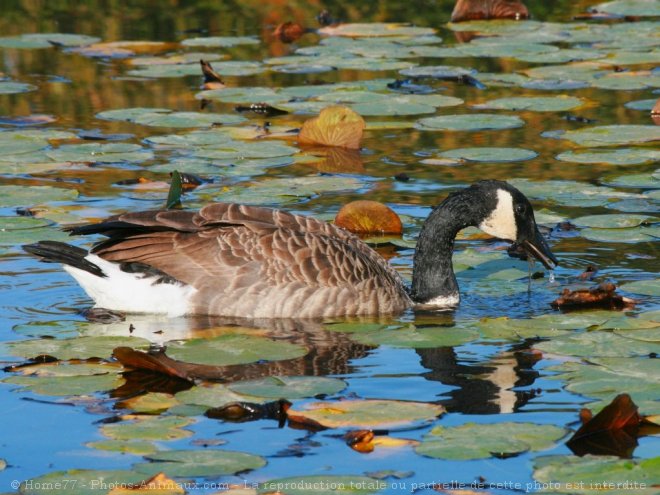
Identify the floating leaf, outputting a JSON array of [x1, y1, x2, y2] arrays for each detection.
[[416, 114, 524, 131], [399, 65, 475, 78], [416, 423, 567, 460], [133, 111, 246, 128], [118, 392, 180, 414], [135, 449, 265, 477], [3, 336, 150, 360], [625, 99, 658, 111], [596, 0, 660, 16], [71, 41, 175, 58], [108, 473, 185, 495], [192, 140, 298, 160], [547, 125, 660, 147], [3, 373, 122, 396], [259, 476, 384, 495], [0, 33, 100, 49], [573, 214, 657, 229], [352, 94, 462, 116], [19, 470, 145, 495], [87, 439, 157, 456], [176, 383, 263, 408], [580, 225, 660, 242], [287, 399, 444, 429], [181, 36, 260, 47], [557, 148, 660, 165], [229, 376, 346, 399], [533, 455, 660, 494], [128, 61, 263, 78], [299, 106, 365, 149], [621, 279, 660, 296], [535, 331, 660, 358], [0, 216, 71, 245], [334, 200, 402, 234], [0, 81, 37, 94], [165, 334, 307, 366], [101, 416, 194, 441], [349, 325, 479, 348], [438, 147, 537, 162], [473, 96, 586, 112], [319, 23, 435, 37], [0, 185, 78, 207], [47, 143, 154, 163]]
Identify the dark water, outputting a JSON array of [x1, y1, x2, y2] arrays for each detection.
[[0, 0, 658, 493]]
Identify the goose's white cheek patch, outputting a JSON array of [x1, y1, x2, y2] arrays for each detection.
[[478, 189, 517, 241]]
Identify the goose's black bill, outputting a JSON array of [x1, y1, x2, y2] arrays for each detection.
[[522, 228, 558, 270]]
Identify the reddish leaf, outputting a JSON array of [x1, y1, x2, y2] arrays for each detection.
[[550, 282, 636, 310], [108, 472, 184, 495], [335, 200, 403, 235], [273, 22, 306, 43], [298, 106, 365, 150]]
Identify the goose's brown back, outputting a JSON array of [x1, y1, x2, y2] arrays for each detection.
[[81, 203, 412, 318]]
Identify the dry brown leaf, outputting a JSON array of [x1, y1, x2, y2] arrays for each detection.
[[335, 200, 403, 235], [550, 282, 636, 310], [273, 22, 306, 43], [108, 473, 184, 495], [298, 106, 365, 150], [451, 0, 529, 22]]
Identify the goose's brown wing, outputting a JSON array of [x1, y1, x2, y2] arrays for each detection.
[[71, 203, 411, 317]]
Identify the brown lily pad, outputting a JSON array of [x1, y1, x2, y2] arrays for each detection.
[[335, 200, 403, 235], [550, 283, 636, 310], [451, 0, 530, 22], [298, 106, 365, 150]]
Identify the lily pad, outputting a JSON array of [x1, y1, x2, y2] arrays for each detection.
[[128, 61, 263, 78], [438, 147, 537, 162], [416, 422, 567, 460], [0, 33, 99, 49], [135, 449, 266, 477], [557, 148, 660, 165], [0, 216, 72, 245], [621, 278, 660, 296], [533, 455, 660, 494], [229, 376, 346, 399], [596, 0, 660, 16], [625, 99, 657, 111], [192, 140, 298, 160], [101, 415, 194, 441], [0, 185, 78, 207], [96, 107, 171, 122], [181, 36, 260, 47], [176, 383, 262, 408], [47, 143, 154, 163], [3, 335, 150, 360], [580, 225, 660, 242], [287, 399, 444, 429], [0, 81, 37, 94], [347, 325, 479, 348], [535, 331, 660, 358], [416, 114, 524, 131], [132, 111, 246, 128], [319, 23, 435, 37], [547, 125, 660, 147], [19, 470, 145, 495], [86, 439, 157, 456], [352, 94, 463, 116], [473, 96, 585, 112], [3, 373, 122, 397], [258, 476, 384, 495], [165, 334, 307, 366], [399, 65, 475, 78], [573, 214, 657, 228]]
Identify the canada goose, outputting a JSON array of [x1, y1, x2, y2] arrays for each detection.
[[23, 180, 557, 318]]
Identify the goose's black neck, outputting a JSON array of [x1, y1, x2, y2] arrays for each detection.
[[411, 188, 485, 305]]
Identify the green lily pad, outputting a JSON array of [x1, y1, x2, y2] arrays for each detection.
[[86, 439, 157, 456], [473, 96, 585, 112], [165, 334, 307, 366], [0, 81, 37, 94], [259, 476, 384, 495], [621, 278, 660, 296], [596, 0, 660, 16], [319, 23, 435, 37], [19, 470, 145, 495], [580, 225, 660, 242], [399, 65, 475, 78], [101, 415, 194, 441], [521, 78, 591, 91], [604, 171, 660, 188], [535, 331, 660, 358], [533, 455, 660, 494], [3, 335, 150, 360], [438, 147, 537, 163], [117, 392, 180, 414], [3, 373, 122, 397], [181, 36, 260, 47], [132, 111, 246, 128], [416, 114, 524, 131], [516, 49, 605, 65], [416, 422, 567, 460], [192, 140, 298, 160], [547, 125, 660, 147], [197, 86, 284, 105], [47, 142, 154, 163], [348, 325, 479, 348], [557, 148, 660, 165], [229, 376, 346, 399], [0, 185, 78, 207], [128, 52, 226, 66], [0, 33, 99, 49], [625, 99, 658, 111], [135, 449, 266, 477], [287, 399, 444, 429], [573, 214, 657, 228], [509, 178, 642, 207], [176, 382, 262, 408], [96, 107, 171, 122], [128, 61, 264, 78], [0, 216, 72, 245]]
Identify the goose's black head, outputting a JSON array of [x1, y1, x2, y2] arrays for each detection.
[[472, 181, 558, 269]]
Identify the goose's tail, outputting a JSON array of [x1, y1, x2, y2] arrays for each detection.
[[22, 241, 106, 278]]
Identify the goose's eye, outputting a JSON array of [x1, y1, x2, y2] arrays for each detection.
[[515, 203, 526, 215]]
